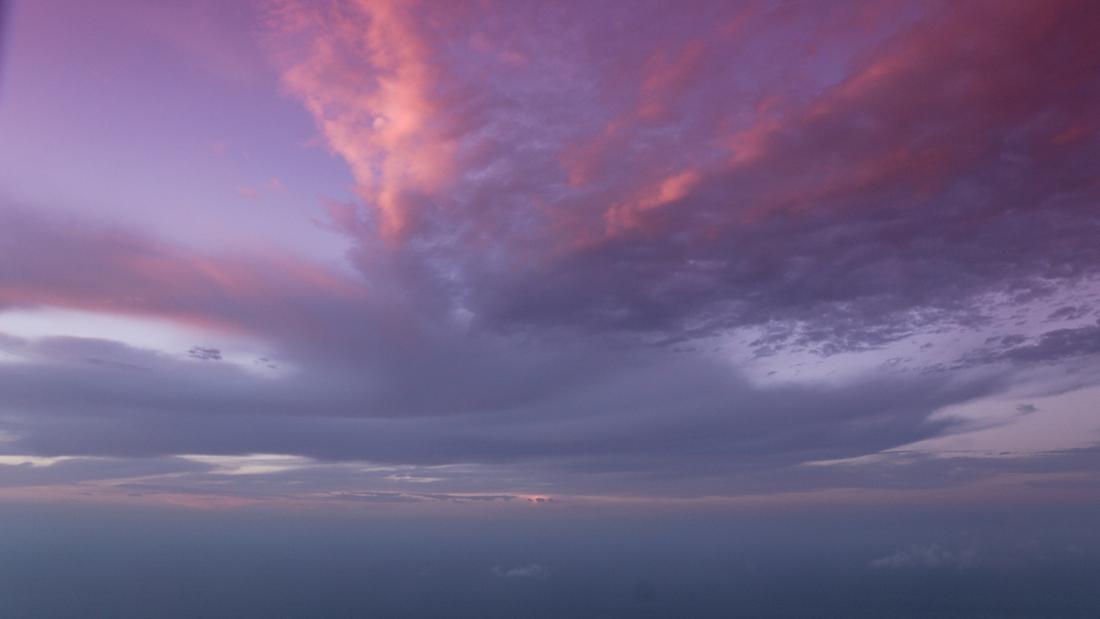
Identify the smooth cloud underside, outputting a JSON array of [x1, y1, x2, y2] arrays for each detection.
[[1, 0, 1099, 502]]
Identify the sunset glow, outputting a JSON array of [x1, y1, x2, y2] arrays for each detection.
[[1, 1, 1099, 616]]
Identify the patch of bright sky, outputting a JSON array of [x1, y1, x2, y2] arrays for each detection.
[[0, 455, 77, 467], [809, 377, 1100, 466], [721, 281, 1100, 459], [802, 355, 1100, 463], [176, 454, 446, 482], [0, 307, 285, 377], [909, 382, 1100, 455], [178, 453, 317, 476]]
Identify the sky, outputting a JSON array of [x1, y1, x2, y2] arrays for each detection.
[[1, 0, 1099, 614]]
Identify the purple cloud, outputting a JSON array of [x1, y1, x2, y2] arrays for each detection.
[[1, 0, 1099, 507]]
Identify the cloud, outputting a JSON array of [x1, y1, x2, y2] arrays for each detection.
[[1047, 306, 1092, 322], [263, 0, 1100, 358], [0, 198, 1096, 502], [187, 346, 222, 361], [2, 1, 1100, 505], [0, 455, 208, 488], [3, 316, 1001, 450], [327, 491, 516, 504], [954, 320, 1100, 368], [492, 564, 550, 580], [1002, 321, 1100, 364], [870, 543, 978, 570], [0, 204, 367, 340]]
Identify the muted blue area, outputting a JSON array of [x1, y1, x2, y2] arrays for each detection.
[[1, 503, 1098, 618]]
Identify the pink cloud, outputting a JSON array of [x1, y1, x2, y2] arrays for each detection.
[[4, 0, 1098, 505], [256, 0, 1099, 345], [268, 0, 468, 238], [0, 207, 366, 337]]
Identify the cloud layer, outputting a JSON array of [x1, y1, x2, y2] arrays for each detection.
[[1, 0, 1100, 506]]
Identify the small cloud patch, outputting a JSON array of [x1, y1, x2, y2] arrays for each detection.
[[1016, 403, 1039, 415], [870, 543, 977, 570], [1046, 306, 1090, 322], [328, 491, 517, 504], [492, 563, 550, 580], [188, 346, 222, 361]]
